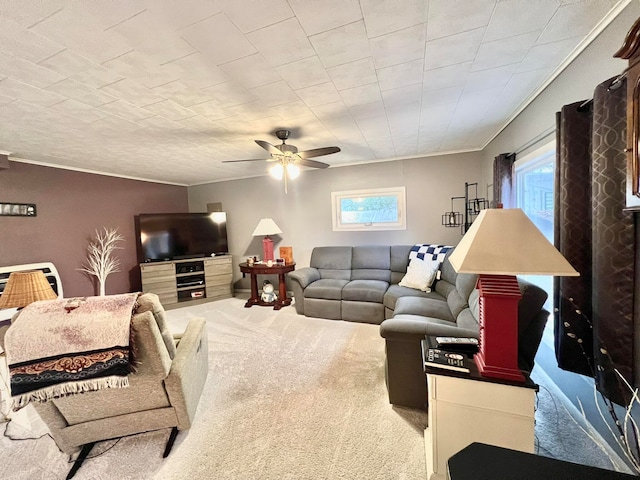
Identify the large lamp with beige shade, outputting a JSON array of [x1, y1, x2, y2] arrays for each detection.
[[448, 208, 579, 382]]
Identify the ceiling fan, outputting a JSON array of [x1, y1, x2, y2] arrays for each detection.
[[222, 129, 341, 193]]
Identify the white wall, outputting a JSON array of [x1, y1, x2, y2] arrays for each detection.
[[188, 152, 482, 284], [481, 1, 640, 183]]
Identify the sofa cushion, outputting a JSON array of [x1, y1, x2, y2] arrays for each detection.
[[342, 280, 389, 303], [351, 246, 392, 282], [394, 296, 455, 322], [455, 307, 480, 332], [383, 284, 443, 311], [380, 315, 477, 341], [456, 273, 479, 303], [390, 245, 413, 284], [304, 279, 349, 300], [311, 247, 352, 280]]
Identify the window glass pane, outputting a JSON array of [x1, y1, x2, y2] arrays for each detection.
[[339, 195, 399, 224], [331, 187, 406, 231]]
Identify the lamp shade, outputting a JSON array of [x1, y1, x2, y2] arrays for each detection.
[[448, 208, 579, 276], [252, 218, 282, 237], [0, 270, 57, 308]]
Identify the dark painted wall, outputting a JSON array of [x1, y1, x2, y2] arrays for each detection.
[[0, 161, 188, 296]]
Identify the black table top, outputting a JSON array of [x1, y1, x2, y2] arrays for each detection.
[[448, 443, 639, 480]]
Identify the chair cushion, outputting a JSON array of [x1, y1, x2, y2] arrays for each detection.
[[304, 279, 349, 300], [135, 293, 176, 359], [342, 280, 389, 303]]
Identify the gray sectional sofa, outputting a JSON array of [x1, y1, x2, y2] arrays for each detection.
[[288, 245, 549, 409]]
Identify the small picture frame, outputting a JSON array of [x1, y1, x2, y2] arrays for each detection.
[[0, 202, 37, 217]]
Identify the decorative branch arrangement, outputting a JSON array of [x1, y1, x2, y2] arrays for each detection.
[[79, 227, 124, 296], [559, 295, 640, 473]]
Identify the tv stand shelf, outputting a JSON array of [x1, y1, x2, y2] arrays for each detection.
[[140, 255, 233, 309]]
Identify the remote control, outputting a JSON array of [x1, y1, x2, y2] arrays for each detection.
[[435, 337, 478, 346]]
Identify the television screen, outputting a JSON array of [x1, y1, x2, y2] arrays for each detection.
[[135, 212, 228, 262]]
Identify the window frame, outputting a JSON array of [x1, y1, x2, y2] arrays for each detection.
[[331, 186, 407, 232]]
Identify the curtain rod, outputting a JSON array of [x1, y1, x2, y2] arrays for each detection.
[[514, 126, 556, 156], [578, 71, 627, 112]]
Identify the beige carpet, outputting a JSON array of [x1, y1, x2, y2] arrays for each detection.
[[0, 298, 427, 480]]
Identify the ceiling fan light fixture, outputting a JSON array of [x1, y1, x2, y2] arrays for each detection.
[[269, 163, 284, 180], [286, 163, 300, 179]]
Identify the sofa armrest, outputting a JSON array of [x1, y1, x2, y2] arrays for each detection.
[[164, 318, 208, 430], [288, 267, 320, 289], [380, 316, 479, 342]]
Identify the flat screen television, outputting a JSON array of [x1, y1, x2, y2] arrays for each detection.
[[135, 212, 229, 263]]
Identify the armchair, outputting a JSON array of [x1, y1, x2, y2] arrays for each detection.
[[32, 293, 209, 478]]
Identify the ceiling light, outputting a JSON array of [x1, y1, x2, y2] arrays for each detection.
[[286, 163, 300, 179], [269, 163, 284, 180]]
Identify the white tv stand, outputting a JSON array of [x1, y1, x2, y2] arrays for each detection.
[[140, 255, 233, 309]]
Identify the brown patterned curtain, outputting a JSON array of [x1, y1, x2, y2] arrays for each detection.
[[493, 153, 516, 208], [554, 76, 635, 405]]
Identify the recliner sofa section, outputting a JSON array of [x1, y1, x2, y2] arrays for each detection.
[[288, 245, 549, 410]]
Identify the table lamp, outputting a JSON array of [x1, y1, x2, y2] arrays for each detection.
[[448, 208, 578, 382], [252, 218, 282, 262], [0, 270, 57, 309]]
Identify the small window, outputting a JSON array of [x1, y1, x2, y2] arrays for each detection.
[[331, 187, 406, 231]]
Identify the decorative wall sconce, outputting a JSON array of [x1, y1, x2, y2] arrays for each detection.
[[442, 182, 487, 234]]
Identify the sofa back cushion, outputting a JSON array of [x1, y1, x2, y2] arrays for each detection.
[[351, 246, 391, 282], [390, 245, 413, 284], [136, 292, 177, 359], [311, 246, 352, 280]]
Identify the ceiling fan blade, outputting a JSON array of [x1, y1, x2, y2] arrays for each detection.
[[221, 158, 268, 163], [297, 146, 341, 159], [255, 140, 282, 155], [296, 158, 329, 169]]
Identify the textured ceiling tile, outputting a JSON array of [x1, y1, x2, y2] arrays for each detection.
[[151, 81, 217, 107], [517, 36, 582, 73], [381, 83, 422, 108], [361, 0, 427, 38], [98, 99, 155, 122], [295, 82, 342, 108], [99, 79, 165, 108], [222, 0, 294, 33], [46, 78, 118, 108], [276, 56, 330, 90], [288, 0, 362, 36], [221, 53, 283, 89], [168, 53, 231, 89], [371, 23, 426, 69], [246, 17, 315, 67], [144, 0, 223, 30], [0, 2, 64, 27], [327, 57, 377, 91], [310, 20, 371, 68], [472, 31, 539, 72], [250, 80, 300, 107], [0, 50, 66, 88], [424, 27, 484, 70], [189, 100, 236, 120], [483, 0, 561, 43], [311, 101, 349, 120], [0, 16, 65, 63], [101, 50, 184, 89], [201, 81, 257, 108], [143, 99, 197, 121], [39, 50, 123, 89], [377, 59, 424, 91], [49, 98, 109, 123], [349, 100, 386, 120], [422, 86, 462, 108], [227, 100, 274, 121], [339, 83, 382, 108], [181, 13, 257, 66], [0, 77, 65, 107], [464, 64, 518, 93], [107, 11, 196, 65], [427, 0, 495, 40], [423, 61, 473, 92], [270, 99, 314, 119], [538, 0, 618, 43]]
